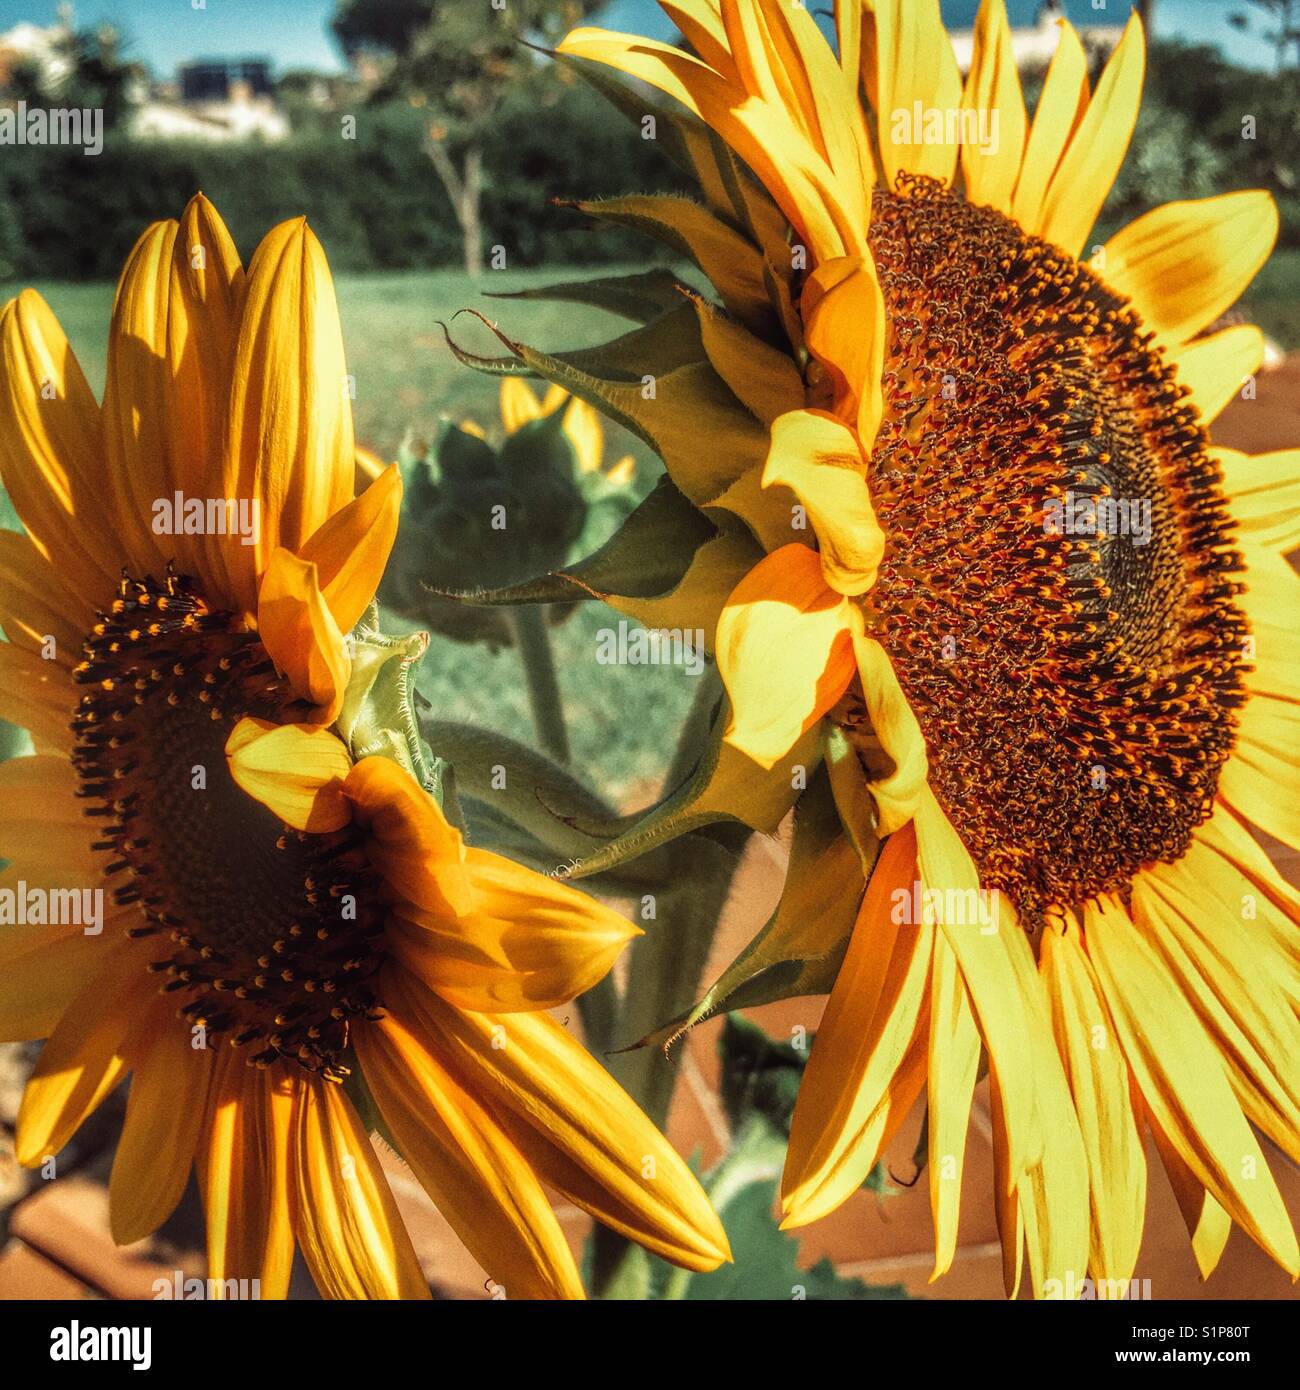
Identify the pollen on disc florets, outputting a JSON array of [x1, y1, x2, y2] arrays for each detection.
[[844, 176, 1250, 922], [71, 568, 386, 1080]]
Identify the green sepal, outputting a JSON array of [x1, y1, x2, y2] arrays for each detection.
[[336, 605, 456, 817], [559, 688, 816, 879], [824, 723, 883, 875], [484, 267, 691, 325], [633, 764, 870, 1050]]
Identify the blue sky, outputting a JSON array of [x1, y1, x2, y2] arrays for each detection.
[[0, 0, 1280, 78]]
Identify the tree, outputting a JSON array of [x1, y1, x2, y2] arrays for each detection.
[[1229, 0, 1300, 70], [331, 0, 606, 277]]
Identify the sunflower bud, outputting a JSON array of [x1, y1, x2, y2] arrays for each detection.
[[377, 380, 637, 647]]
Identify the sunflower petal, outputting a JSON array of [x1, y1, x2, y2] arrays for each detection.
[[850, 631, 929, 834], [297, 464, 403, 635], [1084, 894, 1298, 1274], [864, 0, 964, 187], [16, 947, 145, 1166], [293, 1075, 430, 1299], [781, 823, 931, 1227], [223, 218, 355, 614], [960, 0, 1027, 216], [409, 984, 730, 1272], [1100, 191, 1278, 349], [255, 547, 350, 721], [927, 929, 980, 1280], [1039, 917, 1146, 1287], [1012, 20, 1089, 230], [198, 1053, 295, 1300], [225, 717, 353, 832], [1037, 15, 1145, 258], [1169, 324, 1263, 425], [0, 291, 118, 599], [762, 410, 883, 597], [343, 755, 474, 918], [355, 999, 584, 1299], [500, 377, 544, 433], [390, 846, 638, 1013], [109, 1000, 215, 1246], [716, 543, 857, 769]]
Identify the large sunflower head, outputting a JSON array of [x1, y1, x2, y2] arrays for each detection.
[[465, 0, 1300, 1296], [0, 194, 728, 1298]]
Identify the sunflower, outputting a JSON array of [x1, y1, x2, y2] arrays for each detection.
[[479, 0, 1300, 1294], [0, 193, 727, 1298]]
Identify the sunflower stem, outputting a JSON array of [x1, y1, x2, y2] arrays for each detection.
[[508, 606, 571, 765]]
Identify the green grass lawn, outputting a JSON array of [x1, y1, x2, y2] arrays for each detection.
[[4, 252, 1299, 812]]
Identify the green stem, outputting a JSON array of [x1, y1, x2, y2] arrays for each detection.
[[508, 606, 571, 765]]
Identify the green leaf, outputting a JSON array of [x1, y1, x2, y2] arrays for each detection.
[[667, 1119, 908, 1301]]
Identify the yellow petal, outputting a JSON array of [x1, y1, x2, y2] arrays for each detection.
[[864, 0, 964, 187], [109, 1000, 214, 1246], [391, 846, 638, 1013], [1037, 15, 1145, 258], [1012, 20, 1088, 230], [355, 1001, 584, 1299], [1084, 894, 1298, 1274], [960, 0, 1027, 216], [927, 929, 980, 1279], [1142, 1095, 1232, 1280], [0, 291, 119, 600], [16, 948, 146, 1166], [716, 544, 857, 769], [101, 220, 181, 579], [1215, 447, 1300, 555], [1136, 853, 1300, 1164], [1039, 917, 1146, 1286], [782, 823, 931, 1227], [0, 641, 74, 755], [800, 255, 887, 450], [1220, 690, 1300, 850], [0, 529, 87, 659], [694, 300, 806, 427], [292, 1075, 430, 1299], [557, 28, 864, 263], [409, 984, 731, 1272], [297, 463, 403, 634], [1100, 191, 1278, 349], [561, 395, 606, 474], [343, 754, 474, 918], [1169, 324, 1263, 425], [500, 376, 544, 433], [170, 193, 247, 591], [850, 630, 929, 834], [762, 410, 883, 596], [225, 717, 353, 832], [198, 1053, 295, 1299], [255, 547, 350, 721], [224, 218, 355, 614]]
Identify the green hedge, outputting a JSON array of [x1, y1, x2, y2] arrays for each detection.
[[0, 84, 689, 279]]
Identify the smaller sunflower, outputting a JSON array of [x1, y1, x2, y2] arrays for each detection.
[[0, 192, 727, 1298]]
